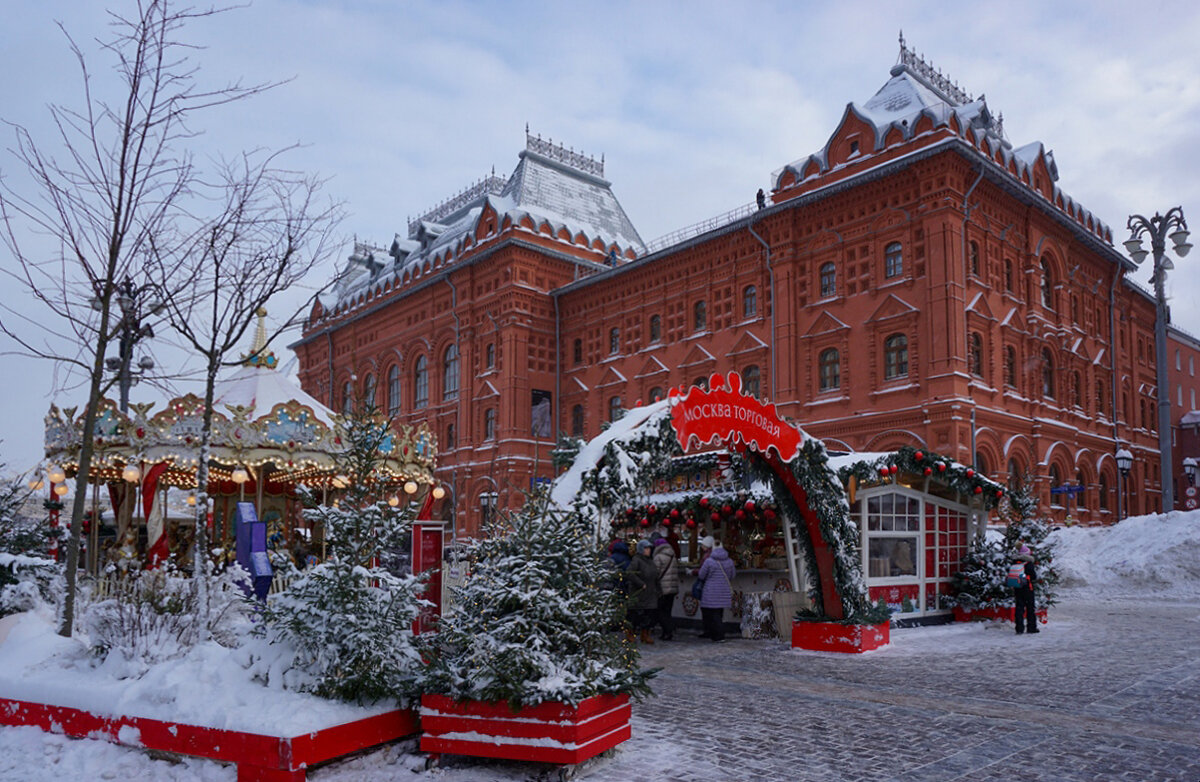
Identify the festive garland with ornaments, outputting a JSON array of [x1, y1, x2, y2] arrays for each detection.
[[836, 445, 1006, 510]]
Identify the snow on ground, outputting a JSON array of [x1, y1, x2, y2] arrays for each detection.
[[1, 510, 1198, 781]]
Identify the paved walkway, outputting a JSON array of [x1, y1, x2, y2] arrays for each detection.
[[567, 597, 1200, 781]]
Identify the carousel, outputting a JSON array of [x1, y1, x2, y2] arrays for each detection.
[[40, 313, 438, 575]]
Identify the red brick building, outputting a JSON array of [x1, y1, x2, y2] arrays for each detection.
[[294, 41, 1196, 536]]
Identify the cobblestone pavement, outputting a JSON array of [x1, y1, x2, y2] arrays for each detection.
[[576, 597, 1200, 782]]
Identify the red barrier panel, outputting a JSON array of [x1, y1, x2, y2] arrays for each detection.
[[791, 620, 890, 653]]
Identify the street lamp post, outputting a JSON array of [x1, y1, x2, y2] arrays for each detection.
[[1183, 456, 1197, 487], [92, 277, 159, 413], [1115, 447, 1133, 520], [1124, 208, 1191, 512]]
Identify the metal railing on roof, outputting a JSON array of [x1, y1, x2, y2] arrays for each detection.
[[642, 200, 758, 256]]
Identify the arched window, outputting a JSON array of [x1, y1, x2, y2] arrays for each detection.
[[1041, 349, 1054, 398], [743, 365, 761, 398], [649, 314, 662, 342], [573, 338, 583, 365], [1049, 464, 1062, 492], [1099, 473, 1109, 511], [1041, 257, 1054, 308], [1004, 259, 1014, 292], [571, 404, 585, 436], [609, 327, 620, 355], [363, 374, 377, 409], [820, 262, 836, 297], [969, 332, 983, 377], [608, 396, 623, 422], [485, 342, 495, 370], [387, 365, 401, 417], [445, 423, 456, 449], [341, 380, 353, 414], [648, 386, 665, 403], [484, 408, 496, 440], [694, 301, 707, 332], [974, 452, 988, 476], [819, 348, 840, 391], [884, 242, 903, 278], [884, 333, 908, 379], [1008, 459, 1022, 490], [969, 241, 980, 276], [442, 344, 459, 400], [1004, 346, 1017, 387], [414, 355, 429, 409], [742, 286, 757, 318]]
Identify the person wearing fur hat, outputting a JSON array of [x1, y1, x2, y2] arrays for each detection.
[[1010, 542, 1039, 635], [696, 539, 737, 641], [653, 538, 680, 641], [625, 539, 662, 644]]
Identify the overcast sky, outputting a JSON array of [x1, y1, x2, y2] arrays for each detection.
[[3, 0, 1200, 477]]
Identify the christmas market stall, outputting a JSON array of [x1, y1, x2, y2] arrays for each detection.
[[39, 318, 437, 575]]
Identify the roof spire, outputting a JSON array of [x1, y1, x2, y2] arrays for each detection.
[[243, 307, 279, 370]]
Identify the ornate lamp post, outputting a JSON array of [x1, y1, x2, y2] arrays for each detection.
[[1184, 456, 1198, 487], [1115, 447, 1134, 520], [91, 277, 159, 413], [1124, 208, 1191, 512]]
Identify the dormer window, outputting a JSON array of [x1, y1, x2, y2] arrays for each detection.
[[849, 139, 860, 156]]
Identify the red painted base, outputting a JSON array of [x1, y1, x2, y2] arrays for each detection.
[[419, 692, 631, 765], [952, 606, 1048, 625], [0, 697, 418, 782], [790, 620, 890, 653]]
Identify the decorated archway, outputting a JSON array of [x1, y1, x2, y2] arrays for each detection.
[[552, 371, 870, 620]]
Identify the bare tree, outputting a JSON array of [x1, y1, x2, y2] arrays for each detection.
[[0, 1, 282, 636], [148, 148, 341, 632]]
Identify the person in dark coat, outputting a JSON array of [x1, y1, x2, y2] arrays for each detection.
[[756, 188, 766, 209], [625, 539, 662, 644], [652, 538, 680, 641], [696, 541, 736, 642], [1012, 544, 1039, 635]]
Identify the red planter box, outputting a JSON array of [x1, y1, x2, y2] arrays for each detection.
[[419, 692, 631, 765], [953, 606, 1048, 624], [0, 696, 418, 782], [790, 620, 889, 653]]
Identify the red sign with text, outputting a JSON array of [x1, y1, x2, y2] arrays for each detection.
[[669, 372, 802, 462]]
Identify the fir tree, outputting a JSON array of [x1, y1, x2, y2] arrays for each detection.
[[422, 493, 656, 708], [257, 400, 428, 704]]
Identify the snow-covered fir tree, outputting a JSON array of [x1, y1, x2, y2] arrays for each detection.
[[258, 403, 428, 704], [422, 493, 655, 707]]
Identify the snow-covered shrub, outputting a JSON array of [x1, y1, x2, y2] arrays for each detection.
[[82, 564, 253, 672], [421, 495, 656, 708], [0, 470, 61, 617], [255, 402, 429, 705]]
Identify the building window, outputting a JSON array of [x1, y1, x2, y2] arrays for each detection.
[[573, 338, 583, 365], [1004, 259, 1014, 292], [387, 365, 401, 417], [485, 342, 495, 370], [609, 327, 619, 355], [969, 241, 980, 276], [445, 423, 456, 449], [1072, 371, 1083, 408], [1040, 258, 1054, 308], [484, 408, 496, 440], [414, 355, 428, 409], [694, 301, 707, 332], [820, 262, 836, 297], [1004, 346, 1017, 388], [341, 380, 353, 414], [571, 404, 584, 437], [363, 374, 376, 409], [1176, 349, 1181, 371], [819, 348, 840, 391], [1099, 474, 1109, 511], [442, 344, 459, 401], [974, 452, 988, 476], [608, 396, 623, 423], [1041, 349, 1054, 398], [864, 492, 920, 578], [969, 332, 983, 377], [743, 365, 761, 398], [480, 492, 498, 527], [1097, 379, 1106, 416], [884, 333, 908, 379], [648, 386, 665, 402], [743, 286, 757, 318], [649, 315, 662, 342], [884, 242, 903, 278], [692, 376, 709, 391]]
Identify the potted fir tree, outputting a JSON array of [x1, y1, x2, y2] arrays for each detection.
[[419, 494, 655, 766]]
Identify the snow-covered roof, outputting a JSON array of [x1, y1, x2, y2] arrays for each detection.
[[214, 362, 336, 428]]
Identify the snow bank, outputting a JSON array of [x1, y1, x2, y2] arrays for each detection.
[[1049, 509, 1200, 599]]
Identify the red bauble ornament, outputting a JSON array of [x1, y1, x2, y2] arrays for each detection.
[[640, 517, 650, 527], [626, 508, 636, 517], [735, 510, 746, 521], [699, 497, 709, 508], [936, 462, 946, 472], [711, 512, 721, 523], [973, 486, 983, 495], [923, 467, 932, 476], [879, 466, 889, 477], [889, 464, 899, 475], [764, 509, 776, 521], [744, 500, 756, 512], [914, 451, 925, 461], [722, 505, 733, 515], [648, 505, 658, 515], [965, 469, 975, 478], [669, 508, 680, 519], [685, 518, 697, 529], [996, 489, 1004, 498]]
